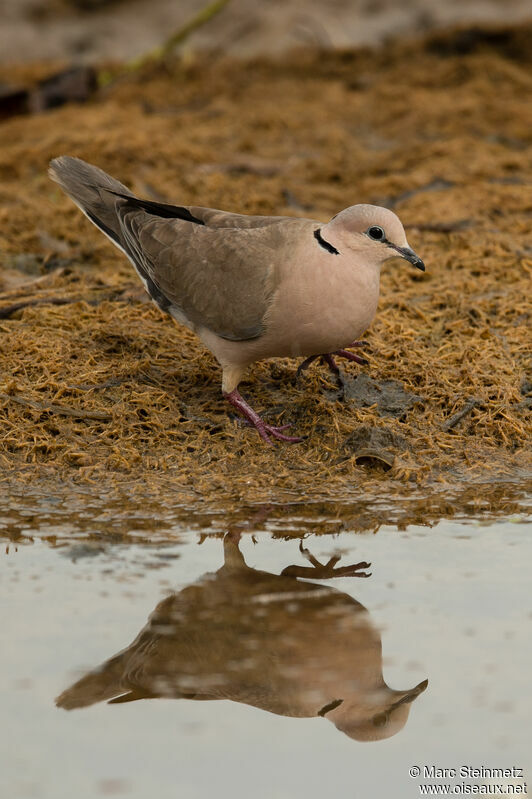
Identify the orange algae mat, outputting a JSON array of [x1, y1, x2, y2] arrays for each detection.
[[0, 25, 530, 514]]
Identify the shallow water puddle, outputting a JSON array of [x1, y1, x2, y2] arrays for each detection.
[[2, 513, 531, 798]]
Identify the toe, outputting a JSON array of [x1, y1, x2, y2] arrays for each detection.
[[265, 425, 304, 443]]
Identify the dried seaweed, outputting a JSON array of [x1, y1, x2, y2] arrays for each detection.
[[0, 25, 531, 512]]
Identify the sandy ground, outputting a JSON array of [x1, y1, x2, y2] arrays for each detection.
[[1, 0, 532, 64]]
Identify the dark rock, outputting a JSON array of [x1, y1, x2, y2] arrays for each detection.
[[338, 425, 410, 470], [0, 67, 97, 121], [340, 373, 423, 417], [426, 26, 532, 62], [519, 377, 532, 410], [520, 378, 532, 397], [30, 66, 98, 113], [0, 84, 29, 120]]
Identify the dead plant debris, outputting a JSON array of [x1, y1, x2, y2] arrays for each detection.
[[0, 25, 531, 513]]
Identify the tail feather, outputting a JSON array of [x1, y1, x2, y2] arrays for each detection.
[[49, 155, 134, 247], [56, 653, 126, 710]]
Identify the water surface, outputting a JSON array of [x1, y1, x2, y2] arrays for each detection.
[[2, 503, 531, 798]]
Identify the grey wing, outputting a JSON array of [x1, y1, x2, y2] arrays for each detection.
[[118, 209, 297, 341], [185, 206, 291, 229]]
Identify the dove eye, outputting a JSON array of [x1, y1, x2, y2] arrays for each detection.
[[367, 225, 385, 241]]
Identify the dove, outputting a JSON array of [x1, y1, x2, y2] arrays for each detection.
[[49, 156, 424, 443], [56, 532, 428, 742]]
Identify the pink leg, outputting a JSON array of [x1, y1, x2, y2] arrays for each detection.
[[322, 353, 340, 373], [223, 389, 304, 444], [297, 343, 368, 378], [334, 348, 369, 366], [296, 354, 320, 378], [297, 353, 339, 377]]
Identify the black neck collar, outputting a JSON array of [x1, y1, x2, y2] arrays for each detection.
[[318, 698, 344, 717], [314, 228, 340, 255]]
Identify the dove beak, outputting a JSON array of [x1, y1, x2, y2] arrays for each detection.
[[391, 244, 425, 271]]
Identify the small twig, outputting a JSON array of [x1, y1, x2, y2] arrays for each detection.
[[67, 379, 124, 392], [0, 292, 121, 319], [0, 296, 75, 319], [0, 267, 66, 301], [0, 392, 111, 421], [442, 398, 478, 432], [142, 0, 231, 63], [100, 0, 231, 85]]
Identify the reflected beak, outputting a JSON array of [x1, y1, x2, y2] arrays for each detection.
[[394, 245, 425, 271], [388, 678, 429, 713]]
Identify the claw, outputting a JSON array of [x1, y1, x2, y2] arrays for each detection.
[[282, 543, 372, 579], [337, 561, 372, 578], [261, 423, 303, 443]]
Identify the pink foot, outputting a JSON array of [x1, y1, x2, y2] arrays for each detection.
[[324, 353, 343, 372], [223, 389, 304, 444], [297, 353, 340, 377], [296, 342, 369, 378]]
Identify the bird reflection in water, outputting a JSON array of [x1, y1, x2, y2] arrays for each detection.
[[57, 533, 427, 742]]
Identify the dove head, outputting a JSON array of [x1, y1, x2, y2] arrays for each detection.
[[325, 678, 429, 743], [323, 204, 425, 271]]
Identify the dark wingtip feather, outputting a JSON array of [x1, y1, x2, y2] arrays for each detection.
[[107, 190, 205, 225]]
